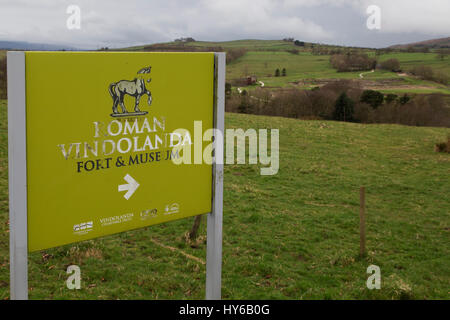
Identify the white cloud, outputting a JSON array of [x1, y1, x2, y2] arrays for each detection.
[[0, 0, 448, 48]]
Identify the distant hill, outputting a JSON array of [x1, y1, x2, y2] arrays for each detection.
[[0, 41, 76, 51], [389, 37, 450, 49]]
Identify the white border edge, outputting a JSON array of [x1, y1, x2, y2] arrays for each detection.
[[7, 51, 28, 300]]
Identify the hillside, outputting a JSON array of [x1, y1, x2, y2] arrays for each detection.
[[390, 37, 450, 49], [0, 41, 76, 51], [116, 39, 308, 52], [0, 100, 449, 299], [116, 39, 450, 95]]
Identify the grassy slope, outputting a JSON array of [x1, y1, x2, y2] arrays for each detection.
[[0, 100, 449, 299], [119, 39, 302, 52], [89, 40, 450, 94], [227, 51, 450, 94], [226, 51, 363, 84], [120, 40, 449, 85], [378, 52, 450, 76]]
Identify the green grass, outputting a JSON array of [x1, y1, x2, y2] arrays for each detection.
[[227, 51, 360, 82], [118, 39, 303, 52], [379, 52, 450, 76], [230, 51, 449, 95], [0, 100, 449, 299], [116, 39, 450, 95]]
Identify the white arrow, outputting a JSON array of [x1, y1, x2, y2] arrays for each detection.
[[118, 174, 139, 200]]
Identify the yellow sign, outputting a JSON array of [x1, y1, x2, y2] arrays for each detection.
[[25, 52, 215, 252]]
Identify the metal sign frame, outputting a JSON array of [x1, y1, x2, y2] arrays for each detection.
[[7, 51, 225, 300]]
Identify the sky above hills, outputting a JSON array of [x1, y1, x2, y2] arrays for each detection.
[[0, 0, 448, 49]]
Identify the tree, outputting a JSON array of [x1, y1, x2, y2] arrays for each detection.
[[282, 68, 287, 76], [333, 92, 354, 122], [360, 90, 384, 109], [175, 37, 195, 42], [385, 93, 398, 104], [237, 94, 251, 114], [379, 58, 400, 72], [399, 94, 410, 105], [330, 52, 376, 72], [410, 65, 434, 80], [225, 82, 232, 96], [275, 68, 280, 77], [294, 40, 305, 47], [436, 49, 449, 61]]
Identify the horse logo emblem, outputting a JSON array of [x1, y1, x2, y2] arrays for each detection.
[[109, 66, 153, 117]]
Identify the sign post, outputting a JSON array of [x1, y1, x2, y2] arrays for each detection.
[[206, 53, 225, 300], [8, 51, 28, 300], [8, 51, 225, 300]]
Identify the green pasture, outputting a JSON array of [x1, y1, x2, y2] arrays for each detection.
[[0, 100, 448, 299]]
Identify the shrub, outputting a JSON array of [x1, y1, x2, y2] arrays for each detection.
[[436, 49, 450, 61], [385, 94, 398, 104], [226, 48, 247, 64], [330, 53, 376, 72], [379, 58, 401, 72], [286, 49, 299, 55], [410, 64, 449, 85], [225, 83, 232, 96], [435, 135, 450, 153], [410, 65, 434, 81], [275, 69, 280, 77], [435, 142, 449, 153], [399, 94, 410, 105], [360, 90, 384, 109], [225, 80, 450, 128], [230, 78, 248, 87], [282, 68, 287, 77], [369, 94, 450, 127], [433, 71, 449, 85], [237, 94, 251, 114]]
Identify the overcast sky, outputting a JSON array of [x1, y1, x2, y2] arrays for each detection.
[[0, 0, 449, 49]]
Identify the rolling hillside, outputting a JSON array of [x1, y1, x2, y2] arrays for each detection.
[[390, 37, 450, 49], [0, 41, 76, 51], [117, 39, 450, 95], [0, 100, 449, 299]]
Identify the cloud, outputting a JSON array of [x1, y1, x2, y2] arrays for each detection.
[[0, 0, 448, 49]]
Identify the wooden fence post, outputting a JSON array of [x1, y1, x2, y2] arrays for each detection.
[[360, 186, 366, 257]]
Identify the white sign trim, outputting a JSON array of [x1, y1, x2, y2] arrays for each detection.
[[8, 51, 28, 300]]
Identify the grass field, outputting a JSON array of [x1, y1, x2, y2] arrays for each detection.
[[379, 52, 450, 76], [118, 39, 450, 95], [2, 41, 449, 95], [0, 99, 449, 299], [226, 50, 450, 94], [118, 39, 302, 52]]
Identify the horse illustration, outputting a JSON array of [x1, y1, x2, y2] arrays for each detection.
[[109, 66, 152, 116]]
